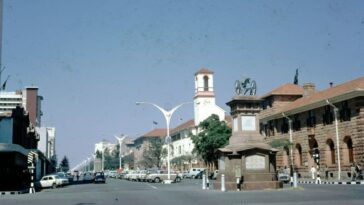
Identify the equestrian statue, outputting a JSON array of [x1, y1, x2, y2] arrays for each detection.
[[235, 77, 257, 96]]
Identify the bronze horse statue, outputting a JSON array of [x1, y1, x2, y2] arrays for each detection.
[[235, 78, 257, 96]]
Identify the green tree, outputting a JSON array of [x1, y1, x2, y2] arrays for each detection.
[[59, 156, 70, 172], [191, 114, 231, 169], [122, 153, 134, 169], [142, 138, 166, 168], [103, 147, 119, 170]]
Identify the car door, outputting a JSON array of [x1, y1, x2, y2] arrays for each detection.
[[40, 177, 48, 187], [45, 176, 53, 187]]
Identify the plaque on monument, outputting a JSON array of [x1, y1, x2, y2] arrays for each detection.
[[219, 156, 225, 170], [245, 155, 265, 170], [241, 116, 256, 131]]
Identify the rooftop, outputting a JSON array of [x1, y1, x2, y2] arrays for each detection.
[[261, 83, 304, 98], [261, 76, 364, 120]]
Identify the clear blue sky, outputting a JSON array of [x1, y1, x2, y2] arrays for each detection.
[[2, 0, 364, 168]]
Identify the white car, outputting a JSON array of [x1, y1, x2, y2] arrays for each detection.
[[39, 174, 67, 189], [186, 168, 206, 178], [145, 170, 181, 183]]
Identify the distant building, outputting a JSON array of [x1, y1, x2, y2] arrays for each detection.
[[260, 77, 364, 180], [133, 129, 166, 169], [36, 127, 56, 160], [0, 87, 43, 127], [94, 140, 116, 154]]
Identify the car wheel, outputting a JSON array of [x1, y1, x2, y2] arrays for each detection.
[[191, 175, 195, 179], [52, 183, 57, 189], [175, 177, 181, 183], [154, 177, 161, 183]]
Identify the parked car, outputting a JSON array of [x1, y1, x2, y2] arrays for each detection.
[[94, 172, 106, 183], [137, 170, 148, 182], [56, 172, 70, 185], [145, 170, 181, 183], [209, 170, 219, 180], [38, 174, 66, 189], [108, 171, 118, 178], [128, 170, 140, 181], [186, 168, 206, 178], [194, 170, 204, 179], [181, 171, 189, 178], [277, 171, 290, 183]]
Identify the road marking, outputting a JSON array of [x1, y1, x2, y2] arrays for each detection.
[[146, 184, 158, 190]]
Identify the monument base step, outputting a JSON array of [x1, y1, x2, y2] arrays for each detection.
[[214, 181, 283, 191]]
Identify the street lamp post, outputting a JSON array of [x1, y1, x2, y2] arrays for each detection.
[[326, 100, 341, 181], [102, 147, 105, 172], [115, 135, 126, 170], [282, 113, 296, 187], [136, 101, 191, 184]]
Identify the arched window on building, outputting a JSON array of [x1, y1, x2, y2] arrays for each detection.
[[325, 139, 336, 165], [282, 146, 289, 168], [343, 136, 354, 164], [308, 136, 318, 167], [203, 76, 209, 91], [295, 144, 303, 167]]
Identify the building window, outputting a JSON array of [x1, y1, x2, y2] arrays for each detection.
[[295, 144, 303, 167], [343, 136, 354, 164], [340, 101, 351, 122], [306, 110, 316, 128], [203, 76, 209, 91], [268, 121, 275, 136], [325, 139, 336, 165], [322, 106, 334, 125], [292, 114, 301, 131], [281, 118, 289, 134]]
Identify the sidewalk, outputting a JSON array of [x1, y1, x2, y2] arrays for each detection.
[[298, 178, 364, 185]]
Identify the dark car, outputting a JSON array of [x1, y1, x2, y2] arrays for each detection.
[[94, 172, 106, 183], [194, 170, 204, 179]]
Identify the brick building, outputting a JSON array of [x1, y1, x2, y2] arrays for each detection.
[[259, 77, 364, 180], [133, 128, 167, 169]]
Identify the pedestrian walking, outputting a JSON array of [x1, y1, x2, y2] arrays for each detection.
[[323, 164, 329, 180], [351, 163, 356, 181], [310, 166, 316, 180]]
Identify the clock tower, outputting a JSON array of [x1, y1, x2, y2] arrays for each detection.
[[194, 68, 225, 126]]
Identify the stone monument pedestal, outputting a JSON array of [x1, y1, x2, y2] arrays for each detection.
[[214, 96, 282, 191]]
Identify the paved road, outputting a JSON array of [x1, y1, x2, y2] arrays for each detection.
[[1, 179, 364, 205]]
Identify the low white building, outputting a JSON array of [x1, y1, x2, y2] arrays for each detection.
[[36, 127, 56, 160], [94, 140, 116, 154]]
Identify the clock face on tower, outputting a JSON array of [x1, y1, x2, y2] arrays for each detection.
[[203, 99, 210, 105]]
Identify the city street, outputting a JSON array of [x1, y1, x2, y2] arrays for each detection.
[[1, 179, 364, 205]]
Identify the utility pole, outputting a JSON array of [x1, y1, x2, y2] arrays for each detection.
[[0, 0, 4, 89]]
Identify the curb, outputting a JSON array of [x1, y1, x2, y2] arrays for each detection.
[[1, 191, 24, 195], [299, 181, 364, 185]]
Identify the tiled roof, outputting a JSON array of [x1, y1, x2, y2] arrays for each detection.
[[170, 119, 195, 135], [262, 76, 364, 120], [261, 83, 304, 98], [142, 128, 167, 137], [195, 68, 214, 75]]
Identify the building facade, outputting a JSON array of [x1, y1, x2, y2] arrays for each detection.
[[36, 127, 56, 160], [94, 140, 116, 154], [0, 87, 43, 127], [133, 128, 166, 169], [259, 77, 364, 180], [0, 107, 39, 191]]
